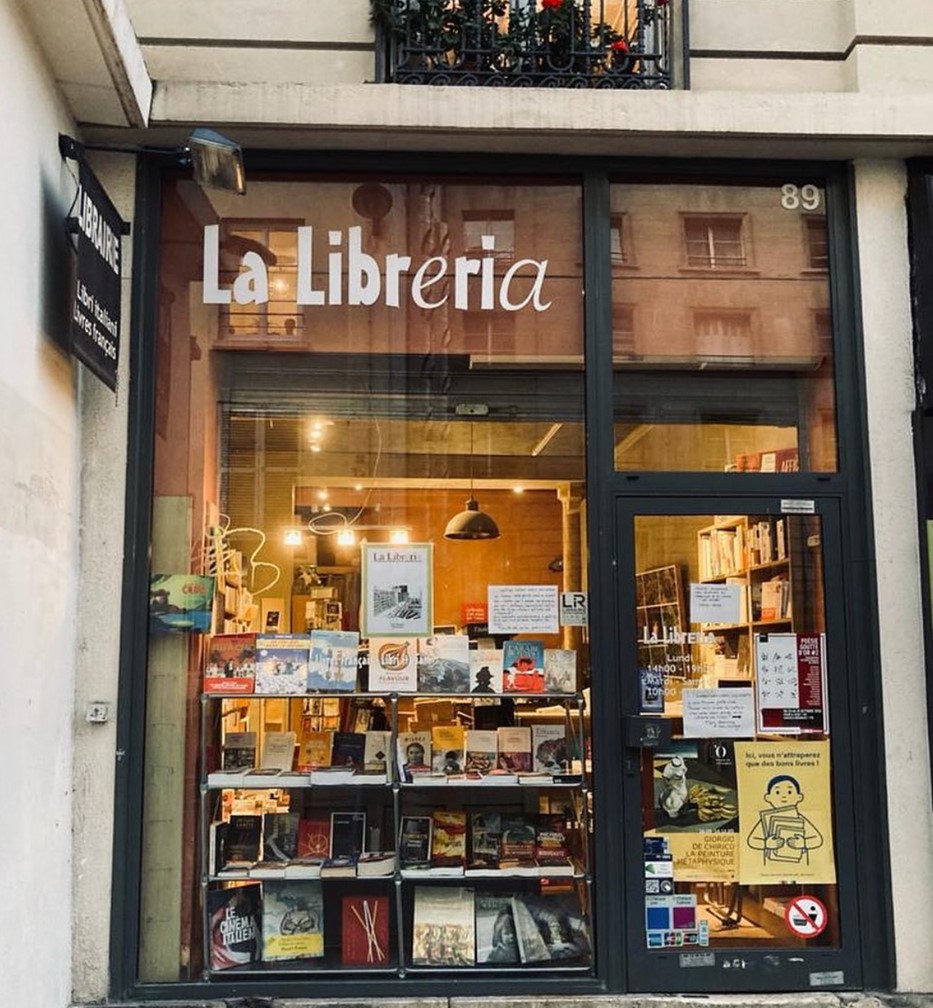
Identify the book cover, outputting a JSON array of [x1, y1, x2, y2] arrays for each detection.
[[465, 729, 499, 775], [209, 821, 228, 876], [399, 815, 432, 867], [543, 649, 577, 694], [224, 814, 262, 866], [535, 813, 573, 871], [497, 726, 532, 772], [510, 892, 591, 963], [207, 883, 261, 970], [417, 634, 471, 693], [307, 629, 359, 692], [342, 894, 390, 965], [500, 814, 536, 867], [411, 886, 475, 966], [356, 852, 397, 877], [222, 731, 257, 770], [259, 731, 297, 771], [261, 879, 325, 961], [204, 633, 257, 694], [149, 573, 215, 634], [502, 640, 545, 693], [431, 724, 465, 774], [297, 816, 331, 858], [262, 811, 300, 862], [330, 811, 366, 857], [367, 637, 418, 692], [469, 649, 504, 694], [397, 731, 432, 781], [475, 893, 519, 964], [296, 730, 333, 771], [431, 810, 467, 866], [331, 731, 366, 771], [255, 634, 311, 695], [363, 730, 391, 774], [469, 811, 502, 869], [531, 724, 569, 773]]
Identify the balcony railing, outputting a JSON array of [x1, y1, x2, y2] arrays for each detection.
[[372, 0, 677, 89]]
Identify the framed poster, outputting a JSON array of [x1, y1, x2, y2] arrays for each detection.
[[361, 543, 433, 638]]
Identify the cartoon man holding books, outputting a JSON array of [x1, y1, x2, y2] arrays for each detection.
[[746, 774, 824, 864]]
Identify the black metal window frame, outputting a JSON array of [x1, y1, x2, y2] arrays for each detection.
[[111, 152, 893, 999]]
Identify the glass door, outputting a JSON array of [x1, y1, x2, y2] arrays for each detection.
[[615, 498, 861, 992]]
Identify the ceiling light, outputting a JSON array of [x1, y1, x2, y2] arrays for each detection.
[[310, 444, 322, 453], [283, 528, 303, 546], [337, 530, 356, 546], [444, 421, 500, 541], [513, 486, 525, 494], [317, 489, 328, 500], [354, 483, 364, 491], [389, 529, 410, 544]]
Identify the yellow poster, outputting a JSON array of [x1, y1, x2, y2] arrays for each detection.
[[662, 832, 739, 882], [735, 741, 836, 885]]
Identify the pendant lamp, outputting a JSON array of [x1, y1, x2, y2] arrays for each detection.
[[444, 422, 500, 541]]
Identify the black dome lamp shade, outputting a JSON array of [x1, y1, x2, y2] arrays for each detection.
[[444, 421, 500, 541], [444, 496, 500, 540]]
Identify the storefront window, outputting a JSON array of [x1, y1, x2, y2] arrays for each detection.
[[141, 174, 592, 981], [610, 181, 837, 473]]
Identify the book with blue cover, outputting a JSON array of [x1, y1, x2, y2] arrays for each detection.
[[307, 630, 359, 692]]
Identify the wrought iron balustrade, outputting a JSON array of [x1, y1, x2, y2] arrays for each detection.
[[372, 0, 676, 89]]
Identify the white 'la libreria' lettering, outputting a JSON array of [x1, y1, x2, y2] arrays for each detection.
[[641, 626, 717, 645], [202, 224, 551, 312]]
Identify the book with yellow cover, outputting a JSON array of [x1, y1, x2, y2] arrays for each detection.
[[431, 724, 465, 775], [297, 730, 333, 771], [431, 810, 467, 867]]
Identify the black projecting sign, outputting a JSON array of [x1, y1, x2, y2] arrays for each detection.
[[70, 159, 124, 391]]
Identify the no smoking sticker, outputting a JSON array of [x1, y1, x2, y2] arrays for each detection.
[[784, 895, 828, 938]]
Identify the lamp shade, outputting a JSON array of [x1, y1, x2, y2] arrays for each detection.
[[444, 497, 500, 540]]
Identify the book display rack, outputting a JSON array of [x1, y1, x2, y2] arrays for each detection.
[[200, 680, 594, 977]]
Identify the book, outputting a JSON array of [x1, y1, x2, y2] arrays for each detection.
[[262, 880, 324, 961], [510, 892, 591, 963], [149, 573, 215, 634], [283, 857, 325, 878], [497, 726, 532, 772], [500, 813, 536, 869], [502, 640, 545, 693], [297, 816, 331, 858], [535, 813, 574, 875], [296, 730, 334, 771], [222, 731, 257, 771], [469, 649, 504, 694], [431, 724, 466, 774], [475, 893, 519, 964], [398, 815, 432, 868], [331, 731, 366, 771], [363, 730, 392, 774], [224, 814, 262, 868], [469, 811, 502, 870], [417, 634, 471, 693], [255, 634, 311, 695], [204, 633, 257, 694], [207, 884, 261, 969], [411, 886, 475, 966], [209, 821, 228, 876], [248, 861, 288, 879], [532, 724, 569, 773], [430, 810, 467, 867], [397, 731, 432, 781], [310, 765, 357, 785], [342, 895, 390, 965], [367, 637, 418, 692], [320, 854, 359, 878], [259, 731, 297, 771], [330, 810, 366, 857], [543, 649, 577, 693], [356, 852, 397, 877], [262, 811, 299, 862], [307, 629, 359, 692], [464, 729, 499, 775]]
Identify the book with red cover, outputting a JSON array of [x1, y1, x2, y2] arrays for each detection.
[[297, 816, 331, 858], [341, 894, 390, 965], [430, 810, 467, 867], [204, 633, 256, 694]]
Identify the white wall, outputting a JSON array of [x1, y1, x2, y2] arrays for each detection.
[[0, 0, 80, 1004], [855, 159, 933, 992]]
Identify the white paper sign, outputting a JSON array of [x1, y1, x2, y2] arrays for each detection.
[[488, 584, 559, 634], [559, 591, 588, 626], [689, 583, 742, 624], [682, 687, 755, 738]]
